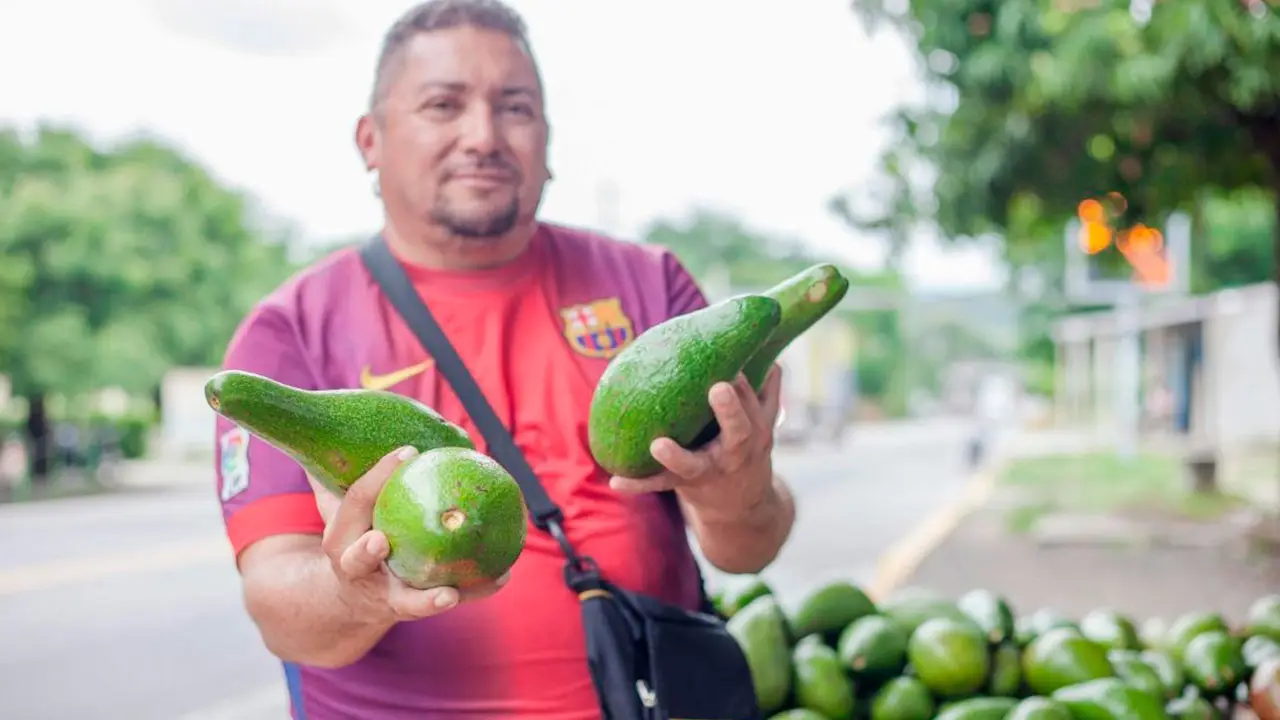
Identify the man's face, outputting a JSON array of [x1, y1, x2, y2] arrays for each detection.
[[360, 26, 549, 239]]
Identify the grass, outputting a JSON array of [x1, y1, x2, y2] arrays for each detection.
[[998, 451, 1250, 533]]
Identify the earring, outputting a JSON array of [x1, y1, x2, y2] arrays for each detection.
[[368, 169, 381, 198]]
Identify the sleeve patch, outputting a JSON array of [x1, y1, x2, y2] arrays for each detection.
[[219, 426, 252, 503]]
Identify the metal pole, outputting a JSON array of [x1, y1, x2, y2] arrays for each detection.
[[1113, 286, 1141, 459]]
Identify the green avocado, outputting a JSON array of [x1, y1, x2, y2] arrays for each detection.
[[932, 696, 1019, 720], [766, 710, 828, 720], [1182, 630, 1246, 696], [1016, 609, 1077, 648], [727, 595, 793, 715], [1243, 633, 1280, 671], [1164, 693, 1217, 720], [791, 634, 857, 720], [1106, 649, 1166, 701], [717, 575, 775, 619], [1080, 609, 1142, 651], [1021, 627, 1115, 696], [987, 641, 1023, 697], [869, 676, 935, 720], [373, 447, 527, 590], [1246, 595, 1280, 643], [906, 617, 991, 698], [879, 590, 973, 636], [586, 294, 782, 478], [1006, 696, 1073, 720], [1165, 611, 1229, 663], [740, 264, 850, 390], [790, 580, 877, 641], [1050, 677, 1170, 720], [837, 614, 909, 681], [957, 588, 1016, 645], [205, 370, 475, 496], [1139, 649, 1186, 700]]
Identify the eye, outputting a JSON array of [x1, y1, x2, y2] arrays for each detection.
[[504, 102, 535, 117], [423, 97, 461, 115]]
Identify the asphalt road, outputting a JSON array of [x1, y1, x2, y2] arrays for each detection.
[[0, 417, 975, 720]]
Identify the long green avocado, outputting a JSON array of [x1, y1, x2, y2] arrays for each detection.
[[740, 264, 850, 390], [204, 369, 475, 496], [587, 294, 782, 478], [373, 446, 527, 590]]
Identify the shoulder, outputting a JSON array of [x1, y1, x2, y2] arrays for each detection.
[[223, 245, 367, 372], [539, 221, 690, 279]]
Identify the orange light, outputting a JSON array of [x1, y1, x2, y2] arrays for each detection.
[[1077, 198, 1105, 225], [1077, 220, 1112, 254]]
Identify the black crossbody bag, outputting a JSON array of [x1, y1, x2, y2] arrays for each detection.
[[360, 237, 762, 720]]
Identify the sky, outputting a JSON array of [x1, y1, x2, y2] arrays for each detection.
[[0, 0, 1007, 293]]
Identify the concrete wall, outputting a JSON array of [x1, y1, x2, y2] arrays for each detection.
[[1205, 284, 1280, 445]]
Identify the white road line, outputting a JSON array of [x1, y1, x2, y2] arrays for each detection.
[[0, 536, 231, 597], [178, 684, 290, 720]]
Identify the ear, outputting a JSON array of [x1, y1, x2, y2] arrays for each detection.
[[354, 113, 380, 170]]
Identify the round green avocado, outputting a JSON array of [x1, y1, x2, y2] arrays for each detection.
[[373, 446, 528, 590]]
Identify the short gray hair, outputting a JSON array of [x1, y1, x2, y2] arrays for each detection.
[[369, 0, 540, 112]]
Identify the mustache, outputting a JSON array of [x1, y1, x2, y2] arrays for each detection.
[[443, 156, 519, 179]]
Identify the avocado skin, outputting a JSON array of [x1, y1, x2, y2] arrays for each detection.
[[205, 369, 475, 496], [741, 264, 850, 390], [587, 294, 783, 478], [373, 446, 527, 590]]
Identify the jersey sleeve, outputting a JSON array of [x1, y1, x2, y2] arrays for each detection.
[[662, 250, 710, 319], [214, 303, 326, 559]]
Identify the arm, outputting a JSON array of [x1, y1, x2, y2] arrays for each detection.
[[239, 535, 398, 668], [682, 472, 796, 575], [659, 251, 797, 574], [215, 305, 395, 668]]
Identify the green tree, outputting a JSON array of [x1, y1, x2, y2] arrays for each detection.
[[0, 124, 297, 476], [845, 0, 1279, 314]]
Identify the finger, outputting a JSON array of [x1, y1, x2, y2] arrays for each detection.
[[387, 584, 461, 619], [650, 437, 713, 480], [759, 364, 784, 427], [610, 469, 682, 494], [709, 381, 753, 459], [733, 373, 765, 424], [337, 529, 391, 579], [308, 475, 340, 526], [327, 446, 418, 554]]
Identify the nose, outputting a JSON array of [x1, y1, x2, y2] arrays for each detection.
[[458, 102, 501, 156]]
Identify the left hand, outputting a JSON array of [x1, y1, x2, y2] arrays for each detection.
[[610, 364, 783, 522]]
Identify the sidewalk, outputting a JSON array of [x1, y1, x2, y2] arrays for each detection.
[[894, 425, 1280, 623]]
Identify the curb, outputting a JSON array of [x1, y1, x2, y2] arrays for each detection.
[[867, 460, 1002, 603]]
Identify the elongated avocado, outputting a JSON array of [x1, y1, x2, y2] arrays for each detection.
[[205, 370, 475, 496], [740, 264, 850, 390], [373, 446, 527, 590], [587, 294, 783, 478]]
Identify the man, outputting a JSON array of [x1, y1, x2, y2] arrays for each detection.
[[213, 1, 796, 718]]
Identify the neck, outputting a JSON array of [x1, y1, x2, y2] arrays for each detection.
[[382, 215, 538, 271]]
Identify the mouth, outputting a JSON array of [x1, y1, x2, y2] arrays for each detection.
[[450, 170, 514, 188]]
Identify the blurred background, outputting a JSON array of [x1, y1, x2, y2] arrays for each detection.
[[0, 0, 1277, 718]]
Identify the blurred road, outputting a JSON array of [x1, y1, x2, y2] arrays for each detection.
[[0, 416, 974, 720]]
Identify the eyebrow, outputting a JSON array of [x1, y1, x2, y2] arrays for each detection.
[[416, 81, 538, 97]]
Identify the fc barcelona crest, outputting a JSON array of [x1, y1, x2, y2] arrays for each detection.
[[560, 298, 635, 359]]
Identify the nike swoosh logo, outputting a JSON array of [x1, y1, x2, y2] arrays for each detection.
[[359, 360, 433, 391]]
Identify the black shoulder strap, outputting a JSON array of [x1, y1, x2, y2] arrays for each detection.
[[357, 238, 583, 547]]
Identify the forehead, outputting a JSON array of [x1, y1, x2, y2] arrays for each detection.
[[391, 26, 539, 94]]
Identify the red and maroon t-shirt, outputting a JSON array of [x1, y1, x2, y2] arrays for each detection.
[[213, 222, 710, 719]]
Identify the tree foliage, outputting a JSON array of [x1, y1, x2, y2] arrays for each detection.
[[846, 0, 1280, 285], [0, 124, 299, 400]]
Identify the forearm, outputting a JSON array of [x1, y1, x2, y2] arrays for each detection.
[[685, 473, 796, 575], [242, 543, 396, 668]]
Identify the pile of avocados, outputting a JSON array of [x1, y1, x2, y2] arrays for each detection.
[[717, 575, 1280, 720], [588, 263, 850, 478], [203, 369, 528, 591]]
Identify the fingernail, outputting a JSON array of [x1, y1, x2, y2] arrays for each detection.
[[713, 385, 734, 405], [496, 571, 513, 586], [396, 446, 419, 461], [433, 588, 458, 609], [365, 533, 386, 556]]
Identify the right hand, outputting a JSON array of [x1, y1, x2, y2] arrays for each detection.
[[309, 446, 512, 624]]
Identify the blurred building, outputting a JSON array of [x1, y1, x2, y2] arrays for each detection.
[[1050, 281, 1280, 450]]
